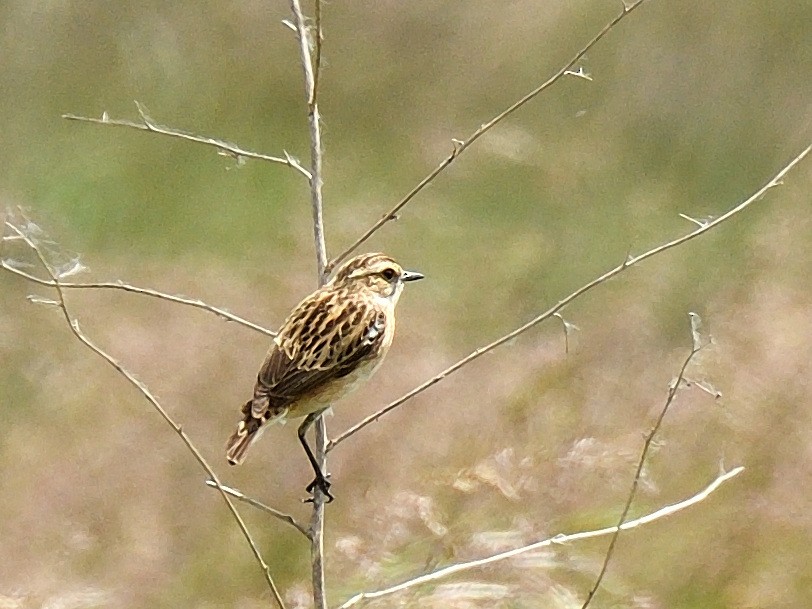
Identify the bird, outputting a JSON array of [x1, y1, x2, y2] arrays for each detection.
[[226, 252, 424, 501]]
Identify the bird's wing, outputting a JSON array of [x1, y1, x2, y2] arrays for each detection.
[[251, 292, 386, 418]]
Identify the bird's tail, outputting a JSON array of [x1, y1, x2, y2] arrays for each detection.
[[226, 400, 263, 465]]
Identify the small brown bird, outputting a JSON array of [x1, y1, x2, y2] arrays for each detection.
[[226, 253, 423, 500]]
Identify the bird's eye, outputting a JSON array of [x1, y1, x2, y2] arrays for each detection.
[[381, 268, 396, 281]]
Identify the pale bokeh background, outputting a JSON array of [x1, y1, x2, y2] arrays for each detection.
[[1, 1, 811, 608]]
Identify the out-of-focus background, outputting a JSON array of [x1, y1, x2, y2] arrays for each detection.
[[1, 0, 811, 607]]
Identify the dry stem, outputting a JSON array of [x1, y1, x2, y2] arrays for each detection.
[[580, 315, 703, 608], [336, 467, 744, 609], [4, 220, 286, 609], [64, 101, 312, 179], [328, 144, 811, 450], [0, 263, 275, 336], [327, 0, 650, 272], [312, 0, 324, 107], [290, 1, 329, 608]]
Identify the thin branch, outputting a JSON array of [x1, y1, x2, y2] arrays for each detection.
[[5, 221, 286, 609], [290, 1, 329, 608], [63, 101, 312, 180], [336, 467, 745, 609], [312, 0, 324, 107], [204, 480, 309, 537], [581, 315, 702, 609], [328, 143, 811, 450], [326, 0, 650, 272], [0, 263, 276, 336], [290, 1, 328, 279]]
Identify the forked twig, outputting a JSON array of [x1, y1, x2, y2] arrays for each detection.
[[581, 313, 703, 608], [4, 221, 287, 609], [204, 480, 309, 537], [336, 467, 744, 609], [328, 144, 811, 450], [0, 263, 276, 336], [327, 0, 650, 272], [64, 101, 312, 179]]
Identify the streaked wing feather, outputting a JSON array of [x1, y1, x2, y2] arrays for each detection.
[[251, 293, 385, 418]]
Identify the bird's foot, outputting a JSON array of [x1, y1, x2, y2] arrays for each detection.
[[304, 472, 334, 503]]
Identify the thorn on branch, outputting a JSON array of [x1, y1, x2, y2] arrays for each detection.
[[679, 213, 711, 228], [283, 150, 302, 172], [134, 100, 155, 128], [218, 148, 247, 167], [26, 294, 60, 307], [684, 378, 723, 399], [554, 312, 579, 354], [688, 311, 703, 351], [668, 375, 689, 393], [565, 66, 593, 81]]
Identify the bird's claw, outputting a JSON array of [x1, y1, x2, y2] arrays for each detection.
[[304, 472, 334, 503]]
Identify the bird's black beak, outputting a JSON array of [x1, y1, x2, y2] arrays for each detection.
[[401, 270, 424, 282]]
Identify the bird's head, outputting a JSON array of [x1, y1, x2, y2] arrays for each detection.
[[331, 253, 424, 301]]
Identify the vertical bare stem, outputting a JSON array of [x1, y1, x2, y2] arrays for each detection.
[[291, 0, 328, 279], [309, 415, 328, 608], [289, 1, 328, 608], [312, 0, 324, 107]]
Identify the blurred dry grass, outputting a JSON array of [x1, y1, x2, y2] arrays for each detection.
[[1, 0, 811, 608]]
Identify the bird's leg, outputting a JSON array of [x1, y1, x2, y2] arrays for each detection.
[[298, 411, 334, 503]]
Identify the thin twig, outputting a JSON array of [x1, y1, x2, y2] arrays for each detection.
[[290, 1, 329, 608], [328, 144, 811, 450], [553, 312, 578, 355], [0, 263, 276, 336], [204, 480, 309, 537], [581, 315, 702, 609], [312, 0, 324, 107], [5, 221, 287, 609], [289, 0, 328, 279], [326, 0, 650, 272], [336, 466, 744, 609], [63, 101, 312, 180]]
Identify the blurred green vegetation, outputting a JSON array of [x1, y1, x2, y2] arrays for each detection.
[[1, 0, 811, 608]]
